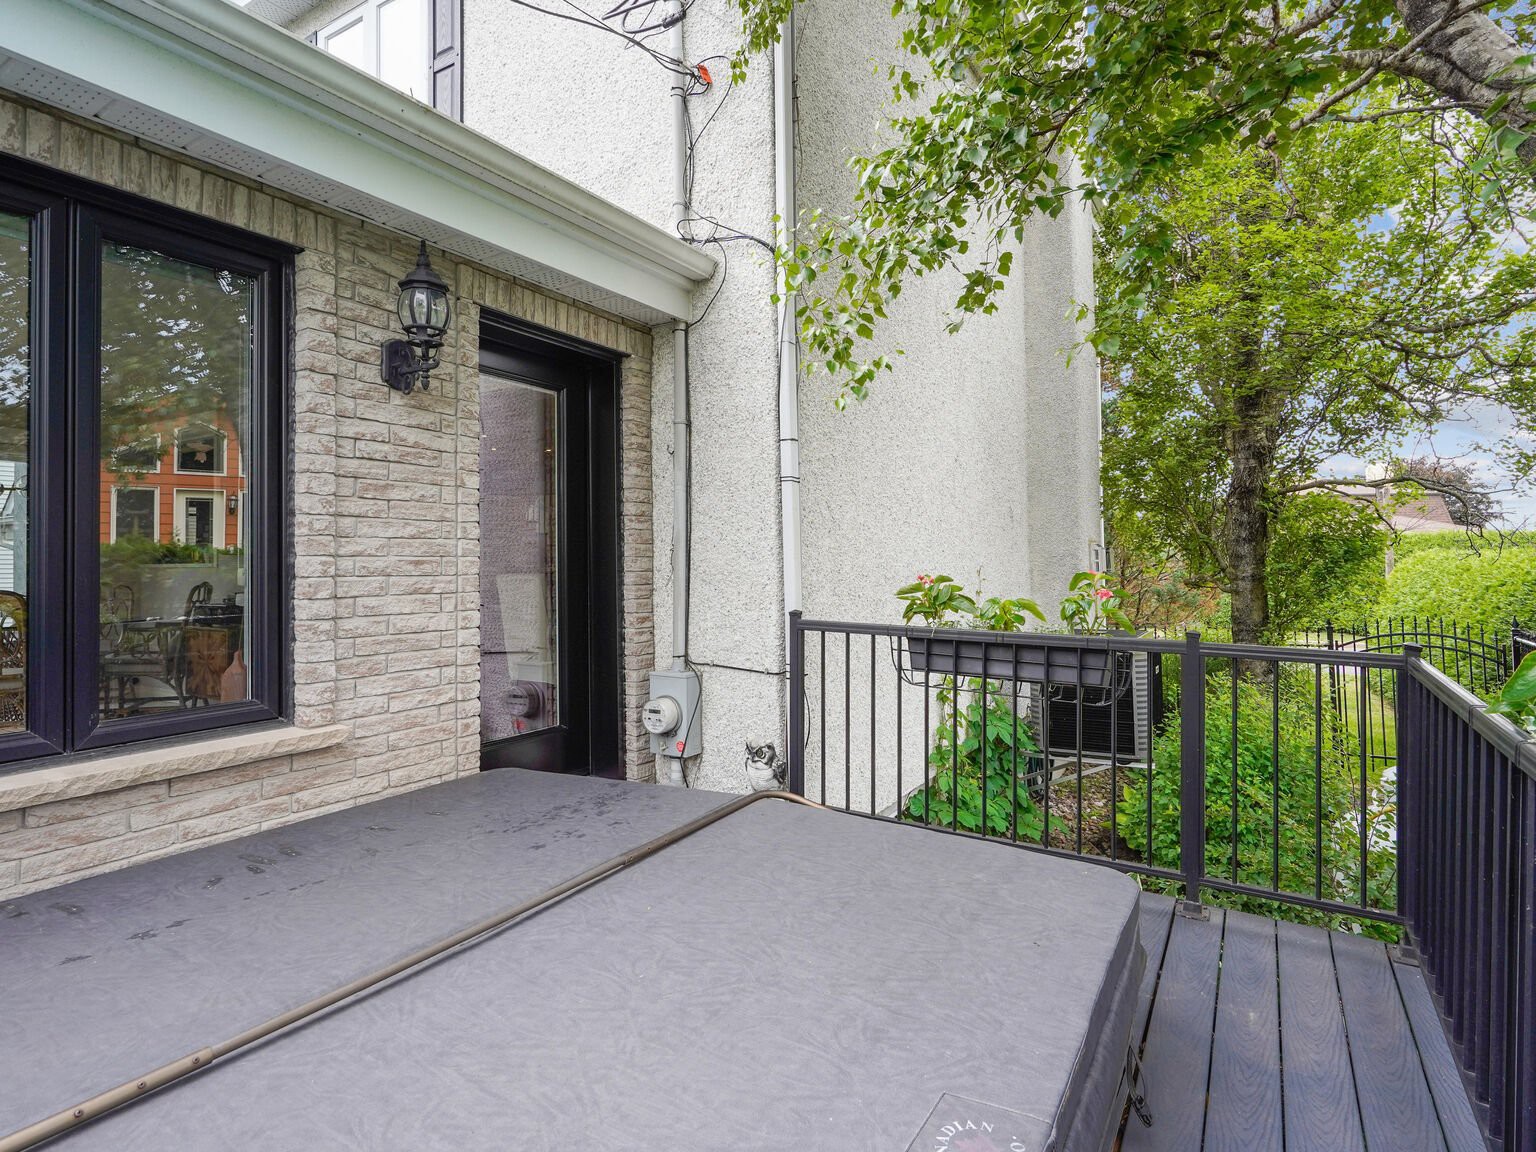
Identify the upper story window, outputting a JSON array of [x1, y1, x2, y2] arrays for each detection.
[[175, 424, 227, 475], [318, 0, 430, 101], [110, 434, 161, 474], [0, 156, 288, 770]]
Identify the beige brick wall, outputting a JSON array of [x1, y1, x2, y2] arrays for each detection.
[[0, 95, 657, 900]]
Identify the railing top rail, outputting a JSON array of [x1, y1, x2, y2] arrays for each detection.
[[790, 615, 1409, 669], [1405, 654, 1536, 779]]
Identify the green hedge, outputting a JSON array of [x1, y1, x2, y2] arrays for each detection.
[[1376, 540, 1536, 631]]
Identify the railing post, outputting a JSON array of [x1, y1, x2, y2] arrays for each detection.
[[787, 610, 805, 795], [1179, 630, 1206, 912], [1399, 644, 1421, 936]]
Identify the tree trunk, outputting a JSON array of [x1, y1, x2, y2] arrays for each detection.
[[1378, 0, 1536, 163], [1224, 389, 1277, 647]]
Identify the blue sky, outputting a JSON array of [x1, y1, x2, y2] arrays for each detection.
[[1320, 399, 1536, 527]]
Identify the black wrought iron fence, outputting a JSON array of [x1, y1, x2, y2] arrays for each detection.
[[785, 613, 1533, 1152], [1292, 618, 1512, 698]]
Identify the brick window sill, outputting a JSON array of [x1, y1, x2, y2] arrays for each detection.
[[0, 723, 351, 814]]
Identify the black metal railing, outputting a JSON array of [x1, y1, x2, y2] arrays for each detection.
[[1399, 656, 1535, 1151], [785, 613, 1533, 1152], [787, 616, 1402, 923]]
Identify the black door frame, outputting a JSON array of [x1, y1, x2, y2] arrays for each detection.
[[477, 312, 623, 778]]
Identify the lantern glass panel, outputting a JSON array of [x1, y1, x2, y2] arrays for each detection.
[[398, 285, 429, 332], [428, 291, 450, 333]]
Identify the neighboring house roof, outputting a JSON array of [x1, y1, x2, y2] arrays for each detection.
[[1333, 480, 1462, 533], [0, 0, 715, 322]]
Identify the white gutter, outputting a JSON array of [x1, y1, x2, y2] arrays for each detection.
[[2, 0, 715, 319], [774, 20, 802, 629]]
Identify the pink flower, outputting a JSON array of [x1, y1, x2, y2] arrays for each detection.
[[1095, 588, 1114, 601]]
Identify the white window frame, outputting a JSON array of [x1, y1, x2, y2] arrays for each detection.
[[317, 0, 431, 102], [109, 486, 160, 544], [173, 489, 226, 550], [173, 424, 227, 477]]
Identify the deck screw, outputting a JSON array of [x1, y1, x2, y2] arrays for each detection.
[[72, 1109, 84, 1119], [136, 1081, 147, 1090]]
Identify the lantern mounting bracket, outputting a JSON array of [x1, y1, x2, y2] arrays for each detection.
[[381, 339, 439, 394]]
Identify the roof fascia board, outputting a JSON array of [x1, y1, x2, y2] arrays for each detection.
[[118, 0, 714, 281], [3, 0, 713, 318]]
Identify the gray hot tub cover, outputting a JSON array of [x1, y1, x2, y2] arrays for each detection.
[[0, 769, 1144, 1151]]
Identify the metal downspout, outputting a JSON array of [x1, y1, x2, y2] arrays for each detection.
[[774, 16, 802, 663], [665, 5, 691, 785]]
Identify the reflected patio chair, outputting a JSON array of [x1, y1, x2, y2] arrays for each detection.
[[182, 581, 214, 622], [97, 583, 211, 718], [100, 583, 133, 650]]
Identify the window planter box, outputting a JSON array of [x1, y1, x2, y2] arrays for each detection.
[[906, 634, 1116, 688]]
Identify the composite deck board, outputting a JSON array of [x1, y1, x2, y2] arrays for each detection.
[[1124, 901, 1484, 1152], [1394, 959, 1487, 1152], [1132, 893, 1176, 1045], [1202, 910, 1282, 1152], [1120, 904, 1225, 1152], [1276, 919, 1367, 1152], [1331, 931, 1448, 1152]]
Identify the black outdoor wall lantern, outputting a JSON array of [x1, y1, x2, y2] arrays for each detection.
[[382, 241, 451, 394]]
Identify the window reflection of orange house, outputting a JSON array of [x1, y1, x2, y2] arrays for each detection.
[[99, 416, 246, 549]]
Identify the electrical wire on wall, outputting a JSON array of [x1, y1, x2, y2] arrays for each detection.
[[498, 0, 699, 78], [601, 0, 689, 42]]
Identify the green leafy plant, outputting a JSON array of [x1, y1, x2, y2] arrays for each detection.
[[976, 593, 1048, 632], [1059, 571, 1134, 634], [905, 678, 1045, 840], [895, 573, 978, 626], [1117, 672, 1397, 936], [896, 573, 1049, 840], [1488, 652, 1536, 736]]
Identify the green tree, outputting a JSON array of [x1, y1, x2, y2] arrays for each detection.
[[1268, 495, 1386, 633], [1098, 119, 1536, 642], [735, 0, 1536, 396], [1394, 456, 1500, 526]]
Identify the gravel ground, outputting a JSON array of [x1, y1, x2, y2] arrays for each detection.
[[1043, 763, 1131, 857]]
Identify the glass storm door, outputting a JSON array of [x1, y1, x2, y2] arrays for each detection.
[[478, 325, 620, 776]]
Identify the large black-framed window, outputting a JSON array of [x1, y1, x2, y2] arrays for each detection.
[[0, 156, 291, 771]]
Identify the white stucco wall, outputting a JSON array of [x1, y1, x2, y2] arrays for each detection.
[[459, 0, 675, 230], [1020, 160, 1104, 597], [645, 4, 785, 792], [791, 0, 1101, 811]]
